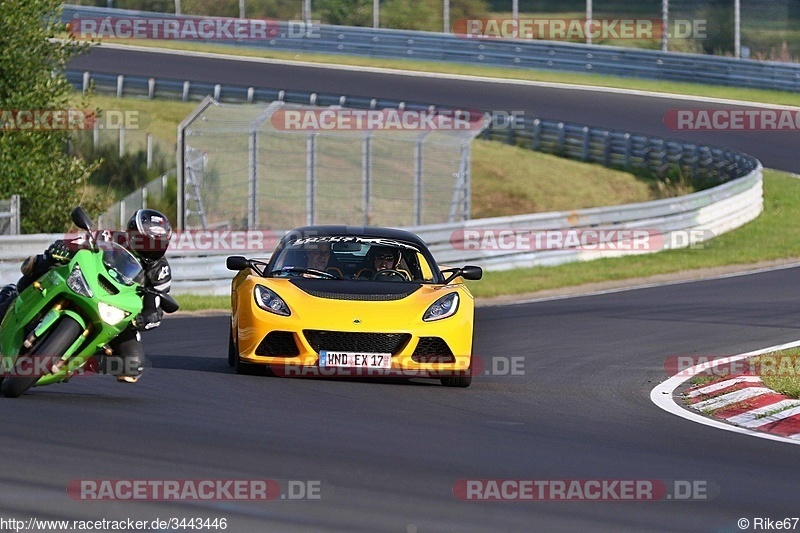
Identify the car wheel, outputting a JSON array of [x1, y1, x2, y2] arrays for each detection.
[[440, 356, 472, 388], [227, 328, 236, 368]]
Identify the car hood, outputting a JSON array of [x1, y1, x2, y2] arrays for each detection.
[[288, 278, 422, 301]]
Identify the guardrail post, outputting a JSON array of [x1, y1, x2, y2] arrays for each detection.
[[362, 133, 372, 226], [214, 84, 221, 100], [248, 131, 258, 229], [306, 133, 316, 225], [247, 87, 254, 103], [116, 74, 124, 98], [142, 186, 148, 210], [532, 119, 541, 151], [119, 125, 125, 157], [82, 71, 90, 94], [581, 126, 590, 161], [624, 133, 632, 169], [119, 199, 126, 228], [148, 78, 155, 100], [603, 131, 611, 166], [93, 118, 99, 153], [278, 90, 285, 101], [182, 81, 190, 102], [557, 122, 566, 154]]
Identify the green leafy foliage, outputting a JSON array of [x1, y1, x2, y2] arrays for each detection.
[[0, 0, 102, 233]]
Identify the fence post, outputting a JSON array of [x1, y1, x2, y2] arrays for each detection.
[[413, 140, 423, 226], [10, 194, 19, 235], [119, 125, 125, 157], [119, 199, 126, 228], [93, 118, 99, 153], [146, 134, 153, 170], [142, 186, 148, 210], [306, 133, 316, 225], [248, 131, 258, 230], [361, 133, 372, 226]]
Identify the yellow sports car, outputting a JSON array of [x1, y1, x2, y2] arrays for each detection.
[[226, 226, 482, 387]]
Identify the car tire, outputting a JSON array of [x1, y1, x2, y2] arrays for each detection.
[[227, 327, 236, 368], [1, 316, 83, 398], [440, 356, 472, 388]]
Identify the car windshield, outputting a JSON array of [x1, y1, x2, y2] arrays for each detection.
[[269, 237, 437, 282], [100, 242, 145, 286]]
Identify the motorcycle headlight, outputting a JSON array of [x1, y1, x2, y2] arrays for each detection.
[[254, 285, 291, 316], [423, 292, 459, 322], [66, 265, 93, 298], [97, 302, 130, 325]]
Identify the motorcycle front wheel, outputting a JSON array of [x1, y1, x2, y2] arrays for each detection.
[[1, 316, 83, 398]]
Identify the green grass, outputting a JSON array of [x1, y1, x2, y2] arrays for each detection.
[[87, 38, 800, 107], [466, 169, 800, 298], [755, 348, 800, 398]]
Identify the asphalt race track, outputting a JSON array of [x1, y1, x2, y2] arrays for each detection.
[[1, 47, 793, 531], [70, 46, 800, 173]]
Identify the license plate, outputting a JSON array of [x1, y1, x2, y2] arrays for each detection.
[[319, 351, 392, 368]]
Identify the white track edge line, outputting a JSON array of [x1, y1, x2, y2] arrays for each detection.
[[651, 339, 800, 446]]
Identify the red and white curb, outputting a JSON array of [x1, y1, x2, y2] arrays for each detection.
[[651, 340, 800, 445]]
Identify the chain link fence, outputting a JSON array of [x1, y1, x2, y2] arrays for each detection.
[[178, 99, 485, 231]]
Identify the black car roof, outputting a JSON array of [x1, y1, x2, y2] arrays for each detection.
[[279, 226, 430, 249]]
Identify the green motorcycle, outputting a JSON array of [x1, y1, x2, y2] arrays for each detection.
[[0, 207, 178, 398]]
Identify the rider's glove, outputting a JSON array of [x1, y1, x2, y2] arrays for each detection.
[[134, 308, 163, 331], [46, 241, 74, 264]]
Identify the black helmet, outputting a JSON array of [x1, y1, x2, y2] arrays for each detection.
[[126, 209, 172, 262]]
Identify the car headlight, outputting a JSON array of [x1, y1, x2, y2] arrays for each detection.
[[254, 285, 291, 316], [66, 265, 93, 298], [423, 292, 459, 321], [97, 302, 130, 325]]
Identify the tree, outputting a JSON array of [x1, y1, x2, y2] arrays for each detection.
[[0, 0, 102, 233]]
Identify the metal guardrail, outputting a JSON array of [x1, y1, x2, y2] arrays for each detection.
[[0, 195, 21, 236], [62, 4, 800, 92], [0, 165, 763, 294]]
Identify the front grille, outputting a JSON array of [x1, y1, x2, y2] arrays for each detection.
[[302, 289, 409, 301], [303, 330, 411, 356], [255, 331, 300, 357], [411, 337, 455, 363], [97, 275, 119, 295]]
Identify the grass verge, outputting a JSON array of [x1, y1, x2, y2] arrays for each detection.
[[467, 169, 800, 298], [755, 349, 800, 398], [173, 169, 799, 310], [87, 39, 800, 108]]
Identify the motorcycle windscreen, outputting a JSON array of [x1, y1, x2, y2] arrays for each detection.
[[101, 242, 145, 286]]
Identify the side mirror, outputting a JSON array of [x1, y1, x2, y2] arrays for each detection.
[[460, 265, 483, 281], [226, 256, 250, 271], [159, 293, 180, 314], [71, 207, 93, 231]]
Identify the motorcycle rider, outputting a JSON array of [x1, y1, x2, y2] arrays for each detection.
[[0, 209, 173, 383]]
